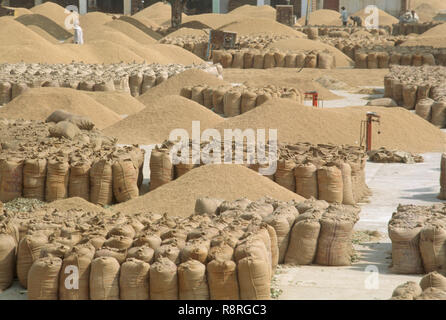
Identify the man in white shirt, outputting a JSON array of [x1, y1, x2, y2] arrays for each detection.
[[73, 21, 84, 45], [340, 7, 348, 26]]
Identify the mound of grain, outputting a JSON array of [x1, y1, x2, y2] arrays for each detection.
[[218, 18, 305, 37], [43, 197, 106, 213], [166, 27, 208, 38], [229, 5, 276, 20], [401, 22, 446, 47], [83, 91, 146, 116], [103, 95, 224, 145], [113, 164, 303, 216], [79, 11, 114, 29], [16, 13, 73, 40], [268, 38, 353, 67], [127, 15, 161, 30], [215, 99, 446, 153], [5, 6, 32, 17], [105, 20, 158, 45], [182, 13, 242, 30], [138, 69, 228, 104], [413, 0, 446, 11], [0, 87, 122, 129], [133, 1, 186, 26], [0, 17, 55, 46], [415, 3, 439, 22], [351, 8, 398, 26], [26, 25, 58, 43], [297, 9, 341, 26], [30, 1, 68, 27]]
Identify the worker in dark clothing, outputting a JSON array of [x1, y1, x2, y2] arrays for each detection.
[[138, 0, 145, 12], [350, 16, 363, 27]]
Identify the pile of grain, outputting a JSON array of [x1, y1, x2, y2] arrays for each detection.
[[82, 91, 146, 116], [213, 99, 446, 153], [79, 11, 114, 29], [43, 197, 107, 213], [182, 14, 242, 30], [15, 13, 73, 40], [133, 1, 186, 26], [164, 27, 208, 38], [415, 3, 440, 22], [26, 25, 58, 43], [0, 87, 122, 129], [138, 69, 228, 105], [351, 8, 398, 27], [297, 9, 341, 26], [114, 164, 303, 215], [228, 5, 276, 20], [267, 38, 354, 67], [103, 95, 224, 145], [104, 20, 158, 45], [5, 6, 32, 17], [401, 23, 446, 48], [218, 18, 305, 37], [30, 1, 68, 27]]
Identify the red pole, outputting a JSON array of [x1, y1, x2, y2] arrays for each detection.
[[366, 115, 372, 151], [312, 92, 318, 107]]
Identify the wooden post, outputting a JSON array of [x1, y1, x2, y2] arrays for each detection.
[[170, 0, 185, 29]]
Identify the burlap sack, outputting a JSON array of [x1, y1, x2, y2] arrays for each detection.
[[45, 158, 69, 202], [49, 121, 81, 139], [384, 76, 393, 98], [412, 54, 423, 66], [94, 79, 115, 92], [0, 234, 16, 291], [389, 53, 402, 65], [114, 75, 130, 94], [431, 101, 446, 128], [285, 53, 297, 68], [68, 160, 90, 201], [0, 82, 11, 105], [419, 225, 446, 274], [129, 72, 143, 97], [212, 88, 226, 114], [274, 159, 296, 192], [388, 226, 424, 274], [415, 287, 446, 300], [207, 259, 239, 300], [178, 259, 209, 300], [340, 162, 355, 205], [415, 98, 434, 121], [90, 256, 120, 300], [17, 234, 48, 288], [90, 159, 113, 206], [422, 53, 436, 66], [223, 90, 242, 117], [120, 258, 150, 300], [318, 52, 334, 69], [181, 240, 209, 264], [27, 257, 62, 300], [150, 148, 173, 191], [402, 84, 417, 110], [127, 246, 155, 264], [208, 243, 234, 262], [59, 252, 92, 300], [141, 74, 156, 94], [191, 86, 205, 105], [285, 218, 321, 265], [180, 86, 192, 99], [241, 91, 257, 114], [203, 87, 214, 109], [355, 53, 368, 68], [318, 166, 343, 204], [263, 214, 291, 264], [11, 82, 28, 99], [263, 52, 276, 69], [94, 247, 127, 264], [367, 53, 378, 69], [392, 281, 422, 299], [220, 52, 233, 68], [417, 84, 431, 101], [104, 236, 133, 250], [305, 53, 317, 68], [420, 272, 446, 291], [150, 257, 178, 300], [79, 80, 94, 91], [0, 158, 23, 202], [243, 51, 255, 69], [232, 52, 244, 68], [378, 52, 390, 68], [113, 159, 139, 203], [255, 91, 272, 106], [237, 257, 271, 300], [294, 163, 318, 199], [253, 52, 265, 69], [401, 54, 413, 66], [154, 244, 181, 265]]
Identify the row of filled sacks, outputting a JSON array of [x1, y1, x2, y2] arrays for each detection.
[[388, 203, 446, 275], [390, 272, 446, 300], [180, 85, 303, 117], [0, 152, 144, 205], [392, 22, 442, 36], [440, 154, 446, 200], [296, 26, 390, 37], [354, 51, 438, 69], [211, 49, 335, 69]]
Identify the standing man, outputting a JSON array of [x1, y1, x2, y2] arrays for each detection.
[[340, 6, 348, 27], [73, 21, 84, 45]]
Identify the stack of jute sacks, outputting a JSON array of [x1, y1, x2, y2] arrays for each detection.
[[438, 154, 446, 200], [392, 22, 442, 36], [211, 49, 335, 69], [180, 84, 303, 116], [388, 204, 446, 275], [150, 141, 370, 205], [391, 272, 446, 300], [0, 196, 360, 299], [0, 62, 223, 104], [384, 66, 446, 126], [0, 119, 144, 205], [354, 46, 443, 69], [295, 26, 390, 37]]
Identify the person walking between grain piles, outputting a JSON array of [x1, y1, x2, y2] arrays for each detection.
[[350, 15, 363, 27], [73, 21, 84, 45], [340, 7, 348, 27]]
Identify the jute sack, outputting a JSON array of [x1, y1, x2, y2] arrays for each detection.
[[129, 72, 143, 97], [178, 259, 209, 300], [11, 82, 28, 99], [340, 162, 355, 205], [422, 53, 436, 66], [417, 84, 431, 101], [180, 86, 192, 99], [367, 53, 378, 69], [212, 88, 226, 114], [315, 218, 354, 266], [79, 80, 94, 91], [223, 90, 242, 117], [415, 287, 446, 300], [59, 252, 92, 300], [207, 259, 239, 300], [265, 224, 279, 271], [243, 51, 255, 69], [141, 74, 156, 94], [348, 159, 363, 202], [68, 160, 90, 201], [194, 197, 223, 215], [232, 51, 244, 68], [285, 216, 321, 265], [237, 257, 270, 300], [104, 236, 133, 250], [174, 162, 196, 178], [203, 87, 214, 109], [220, 52, 233, 68], [384, 76, 393, 97], [212, 50, 224, 64], [120, 258, 150, 300], [305, 53, 317, 68], [94, 79, 115, 92], [127, 246, 155, 264], [150, 257, 178, 300], [0, 234, 16, 291], [412, 54, 423, 66], [156, 71, 169, 85], [45, 158, 69, 202], [234, 236, 269, 265], [419, 225, 446, 273], [253, 52, 265, 69], [402, 84, 417, 110], [154, 244, 181, 265], [389, 53, 402, 65], [285, 53, 297, 68], [392, 281, 422, 299], [296, 52, 306, 68], [420, 272, 446, 291], [317, 166, 343, 204], [431, 101, 446, 128], [191, 85, 205, 105], [274, 159, 296, 192], [113, 159, 139, 203], [401, 54, 413, 65], [150, 148, 173, 191], [17, 234, 49, 287], [23, 158, 47, 201], [90, 159, 113, 206], [94, 247, 127, 264], [0, 158, 23, 202], [27, 257, 62, 300], [274, 51, 286, 67], [241, 90, 257, 114], [388, 225, 424, 274], [90, 257, 120, 300], [294, 163, 318, 199], [355, 53, 368, 68], [263, 214, 291, 264], [263, 52, 276, 69], [378, 52, 390, 68], [415, 98, 434, 121], [255, 91, 272, 106], [0, 82, 11, 105], [48, 121, 81, 139], [114, 75, 130, 94], [318, 52, 334, 69], [392, 81, 403, 105], [181, 240, 209, 264]]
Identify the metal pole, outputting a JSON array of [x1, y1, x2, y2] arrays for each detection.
[[305, 0, 311, 26], [366, 115, 372, 151]]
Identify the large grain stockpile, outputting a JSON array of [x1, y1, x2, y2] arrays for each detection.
[[0, 118, 144, 205], [0, 195, 360, 298]]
